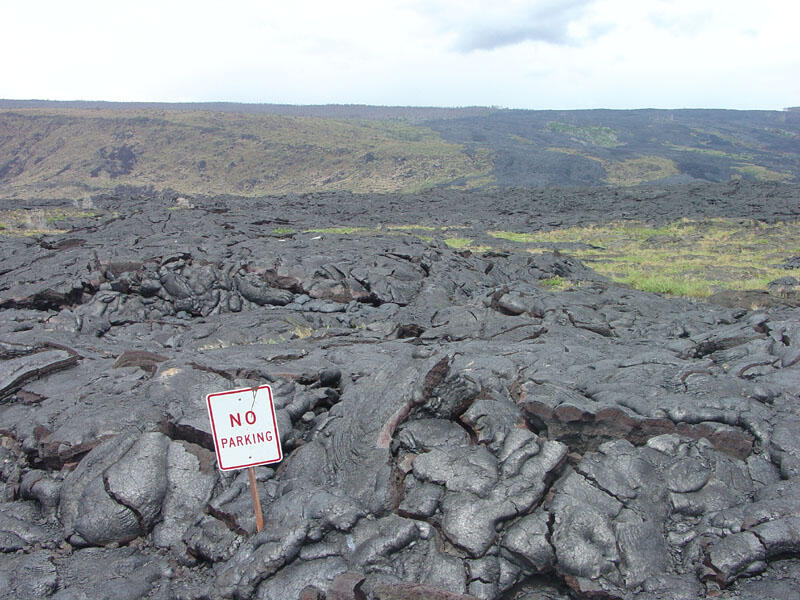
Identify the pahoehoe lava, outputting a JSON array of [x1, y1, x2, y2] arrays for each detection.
[[1, 182, 800, 600]]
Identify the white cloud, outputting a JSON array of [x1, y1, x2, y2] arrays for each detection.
[[0, 0, 798, 109], [414, 0, 601, 51]]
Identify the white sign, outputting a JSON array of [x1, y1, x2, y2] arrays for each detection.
[[206, 384, 283, 471]]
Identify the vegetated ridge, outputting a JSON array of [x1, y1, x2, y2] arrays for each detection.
[[0, 100, 798, 199]]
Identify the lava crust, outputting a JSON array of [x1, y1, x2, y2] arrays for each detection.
[[1, 183, 799, 600]]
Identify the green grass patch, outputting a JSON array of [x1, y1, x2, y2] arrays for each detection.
[[386, 224, 438, 231], [488, 230, 538, 243], [545, 149, 679, 186], [444, 237, 473, 249], [442, 236, 490, 252], [42, 208, 100, 223], [547, 122, 621, 147], [733, 164, 792, 182], [305, 226, 372, 235], [619, 273, 713, 297], [539, 276, 575, 291], [459, 174, 497, 190], [689, 127, 746, 147], [0, 207, 101, 236], [485, 218, 800, 298], [603, 156, 679, 186], [508, 133, 533, 145], [272, 227, 296, 235], [664, 143, 751, 160]]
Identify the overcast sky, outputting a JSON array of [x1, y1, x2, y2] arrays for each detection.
[[2, 0, 798, 110]]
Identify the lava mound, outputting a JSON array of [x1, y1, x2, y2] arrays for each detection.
[[1, 187, 799, 600]]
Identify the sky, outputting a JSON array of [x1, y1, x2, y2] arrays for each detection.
[[2, 0, 798, 110]]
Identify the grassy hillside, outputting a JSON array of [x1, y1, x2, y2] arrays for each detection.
[[0, 108, 492, 199], [426, 109, 800, 187], [1, 103, 798, 199]]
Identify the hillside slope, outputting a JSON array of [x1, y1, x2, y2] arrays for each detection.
[[426, 108, 800, 187], [0, 108, 492, 199], [0, 102, 798, 199]]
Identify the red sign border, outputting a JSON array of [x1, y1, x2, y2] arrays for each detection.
[[206, 384, 283, 471]]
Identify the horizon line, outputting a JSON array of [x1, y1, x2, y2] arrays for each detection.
[[1, 98, 797, 113]]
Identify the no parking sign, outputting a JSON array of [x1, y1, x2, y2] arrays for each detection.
[[206, 384, 283, 471]]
